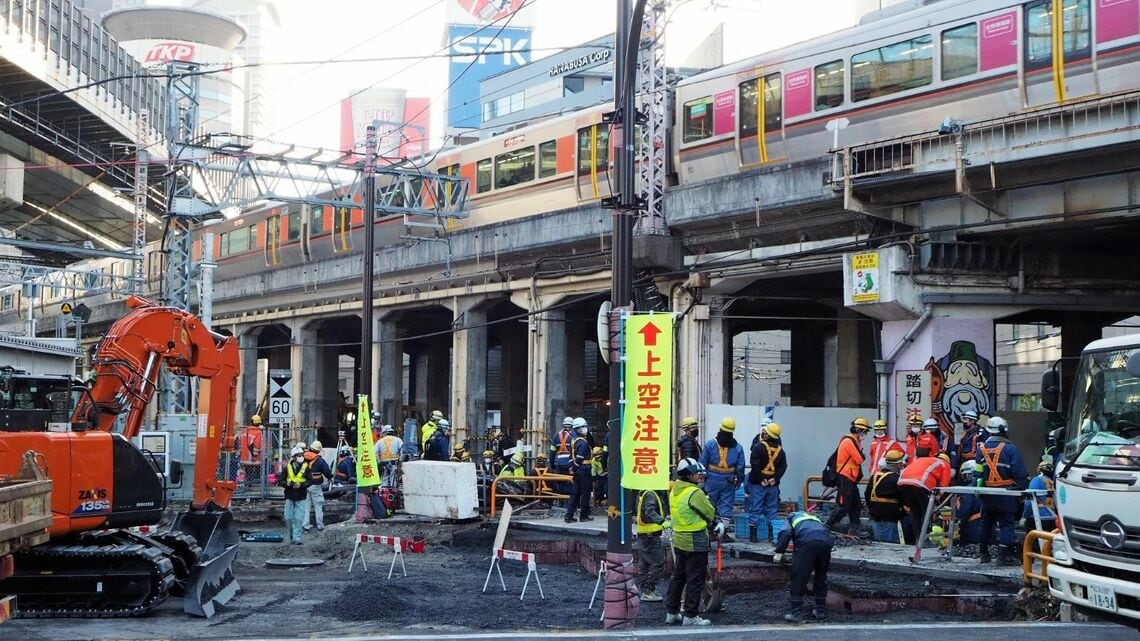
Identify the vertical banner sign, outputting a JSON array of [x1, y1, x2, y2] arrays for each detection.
[[894, 370, 932, 435], [622, 313, 673, 490], [356, 395, 381, 487]]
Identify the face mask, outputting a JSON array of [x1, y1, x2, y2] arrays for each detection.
[[293, 456, 304, 462], [577, 427, 588, 435], [910, 427, 920, 435]]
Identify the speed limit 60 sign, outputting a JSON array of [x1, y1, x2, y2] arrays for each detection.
[[269, 369, 294, 423]]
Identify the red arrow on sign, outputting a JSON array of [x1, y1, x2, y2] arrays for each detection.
[[639, 322, 661, 346]]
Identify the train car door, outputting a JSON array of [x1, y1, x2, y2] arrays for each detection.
[[737, 72, 785, 166], [265, 212, 281, 267], [1022, 0, 1094, 106], [575, 123, 612, 201], [331, 204, 354, 254], [300, 204, 312, 262]]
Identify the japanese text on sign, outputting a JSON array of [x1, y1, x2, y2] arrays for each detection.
[[356, 395, 381, 487], [622, 313, 673, 490], [894, 370, 931, 433]]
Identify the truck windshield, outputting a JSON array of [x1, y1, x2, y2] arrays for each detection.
[[1065, 346, 1140, 469]]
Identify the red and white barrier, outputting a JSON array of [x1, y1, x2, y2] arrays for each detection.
[[348, 534, 408, 579], [482, 547, 544, 600], [129, 525, 161, 535]]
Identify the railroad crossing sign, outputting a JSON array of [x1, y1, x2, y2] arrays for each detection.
[[269, 369, 294, 424]]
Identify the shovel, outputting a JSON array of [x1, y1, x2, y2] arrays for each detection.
[[172, 508, 241, 617]]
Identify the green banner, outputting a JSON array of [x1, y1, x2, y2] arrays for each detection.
[[356, 395, 381, 487], [621, 312, 673, 490]]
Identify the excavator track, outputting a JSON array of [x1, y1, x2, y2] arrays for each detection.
[[3, 543, 176, 617]]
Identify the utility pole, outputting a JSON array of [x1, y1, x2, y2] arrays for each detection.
[[604, 0, 641, 629], [360, 125, 377, 407]]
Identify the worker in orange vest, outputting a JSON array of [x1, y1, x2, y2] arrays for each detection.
[[904, 415, 923, 461], [868, 419, 903, 470], [918, 418, 942, 457], [897, 447, 952, 544], [825, 418, 869, 533]]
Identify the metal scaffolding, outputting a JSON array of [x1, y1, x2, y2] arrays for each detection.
[[636, 0, 668, 235], [133, 110, 150, 294]]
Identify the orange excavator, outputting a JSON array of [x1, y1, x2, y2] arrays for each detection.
[[0, 295, 241, 617]]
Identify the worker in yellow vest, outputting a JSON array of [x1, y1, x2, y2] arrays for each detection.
[[746, 423, 787, 542], [636, 488, 670, 602], [664, 458, 719, 627]]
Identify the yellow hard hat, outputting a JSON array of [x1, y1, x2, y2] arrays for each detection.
[[681, 416, 699, 429], [720, 417, 736, 432], [908, 414, 924, 425], [512, 451, 525, 465], [592, 446, 604, 456], [310, 440, 323, 453], [250, 415, 262, 425], [852, 417, 871, 431], [762, 423, 782, 438], [872, 419, 887, 429]]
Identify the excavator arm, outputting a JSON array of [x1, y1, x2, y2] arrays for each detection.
[[72, 294, 239, 511]]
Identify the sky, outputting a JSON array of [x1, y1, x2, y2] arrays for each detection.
[[261, 0, 883, 150]]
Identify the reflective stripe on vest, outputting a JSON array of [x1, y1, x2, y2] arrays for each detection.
[[670, 484, 708, 532], [572, 436, 592, 465], [980, 443, 1013, 487], [709, 445, 734, 473], [286, 461, 308, 485], [556, 430, 572, 455], [760, 442, 782, 476], [868, 471, 900, 504], [636, 491, 664, 534], [790, 512, 821, 528], [378, 436, 398, 461], [900, 458, 947, 490]]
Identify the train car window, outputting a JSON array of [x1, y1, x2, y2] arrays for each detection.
[[218, 232, 230, 258], [495, 147, 536, 189], [476, 158, 493, 193], [738, 74, 782, 136], [851, 34, 934, 102], [814, 60, 845, 111], [941, 23, 978, 80], [576, 126, 610, 174], [287, 208, 302, 242], [310, 205, 326, 236], [1025, 0, 1090, 69], [539, 140, 558, 178], [682, 96, 714, 142], [231, 227, 250, 253]]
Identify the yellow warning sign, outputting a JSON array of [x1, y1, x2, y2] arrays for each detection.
[[621, 313, 673, 491], [355, 396, 381, 488], [850, 252, 880, 304]]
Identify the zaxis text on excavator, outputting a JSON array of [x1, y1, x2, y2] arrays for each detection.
[[0, 295, 242, 618]]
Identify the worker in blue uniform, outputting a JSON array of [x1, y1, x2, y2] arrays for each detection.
[[698, 417, 746, 525], [564, 417, 594, 523], [954, 461, 984, 545], [773, 511, 835, 623], [974, 416, 1028, 565]]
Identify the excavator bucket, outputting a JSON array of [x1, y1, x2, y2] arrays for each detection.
[[172, 508, 241, 617]]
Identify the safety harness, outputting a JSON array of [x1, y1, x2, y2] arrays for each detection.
[[980, 442, 1014, 487]]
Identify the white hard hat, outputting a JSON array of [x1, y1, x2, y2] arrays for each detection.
[[572, 417, 587, 429], [439, 419, 451, 429], [290, 446, 304, 457], [986, 416, 1008, 434], [922, 418, 939, 431], [676, 457, 707, 478], [563, 416, 574, 427], [382, 424, 395, 434]]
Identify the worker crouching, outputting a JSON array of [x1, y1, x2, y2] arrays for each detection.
[[665, 458, 719, 627], [773, 511, 834, 623]]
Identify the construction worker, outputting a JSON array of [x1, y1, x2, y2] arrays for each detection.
[[591, 445, 608, 506], [334, 445, 356, 485], [897, 446, 952, 544], [302, 441, 333, 532], [636, 488, 670, 602], [549, 416, 575, 494], [421, 409, 444, 454], [865, 449, 906, 543], [746, 423, 786, 542], [974, 416, 1028, 565], [238, 415, 264, 465], [868, 419, 903, 470], [958, 410, 983, 464], [424, 419, 451, 462], [277, 445, 311, 545], [698, 417, 745, 523], [773, 511, 834, 623], [486, 426, 511, 472], [918, 418, 942, 457], [665, 458, 719, 627], [565, 417, 593, 523], [677, 416, 702, 461], [451, 443, 472, 462], [1023, 460, 1057, 532], [495, 451, 528, 498], [904, 415, 924, 461], [955, 461, 984, 545], [375, 424, 403, 488], [498, 451, 527, 478], [825, 418, 869, 533]]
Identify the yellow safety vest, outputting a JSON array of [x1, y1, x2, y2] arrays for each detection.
[[669, 483, 709, 533], [709, 446, 734, 473], [378, 436, 399, 461], [285, 460, 308, 485], [760, 442, 782, 476], [636, 491, 664, 535], [790, 512, 821, 528], [868, 471, 900, 504]]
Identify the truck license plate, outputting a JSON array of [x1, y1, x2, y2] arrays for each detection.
[[1089, 584, 1118, 613]]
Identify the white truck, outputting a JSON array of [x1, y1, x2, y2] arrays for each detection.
[[1043, 333, 1140, 628]]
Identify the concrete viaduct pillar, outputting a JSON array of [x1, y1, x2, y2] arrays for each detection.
[[675, 291, 728, 440], [378, 315, 404, 426], [452, 298, 488, 447], [237, 328, 259, 424]]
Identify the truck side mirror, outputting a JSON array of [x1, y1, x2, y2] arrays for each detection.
[[1041, 368, 1060, 412]]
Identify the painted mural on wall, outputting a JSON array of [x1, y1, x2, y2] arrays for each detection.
[[926, 340, 996, 439]]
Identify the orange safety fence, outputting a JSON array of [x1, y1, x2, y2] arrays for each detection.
[[1022, 529, 1058, 587], [490, 471, 573, 517]]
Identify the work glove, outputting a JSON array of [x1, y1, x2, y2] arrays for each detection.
[[661, 519, 672, 530], [772, 553, 785, 564], [713, 521, 726, 539]]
